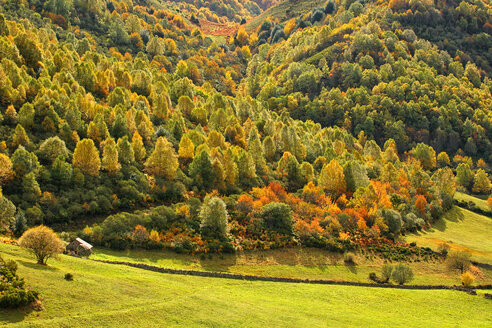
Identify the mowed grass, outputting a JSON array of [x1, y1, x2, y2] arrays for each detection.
[[455, 192, 491, 212], [1, 243, 491, 328], [92, 244, 492, 286], [406, 207, 492, 264]]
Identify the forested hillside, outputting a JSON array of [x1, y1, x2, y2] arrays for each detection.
[[0, 0, 490, 254]]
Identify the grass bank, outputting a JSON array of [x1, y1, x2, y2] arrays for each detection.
[[1, 243, 491, 328]]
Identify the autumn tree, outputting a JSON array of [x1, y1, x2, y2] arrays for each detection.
[[18, 225, 64, 265], [178, 135, 194, 164], [437, 152, 450, 167], [472, 169, 491, 193], [11, 146, 39, 178], [144, 137, 178, 180], [73, 139, 101, 176], [12, 124, 30, 148], [0, 153, 13, 185], [132, 132, 146, 163], [102, 138, 121, 174], [319, 159, 346, 197], [344, 160, 369, 193]]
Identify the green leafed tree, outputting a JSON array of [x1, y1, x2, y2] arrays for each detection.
[[261, 202, 294, 236], [199, 196, 229, 240]]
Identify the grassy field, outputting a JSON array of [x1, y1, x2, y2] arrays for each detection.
[[245, 0, 326, 31], [1, 243, 491, 328], [455, 192, 490, 212], [406, 207, 492, 264], [91, 244, 492, 286]]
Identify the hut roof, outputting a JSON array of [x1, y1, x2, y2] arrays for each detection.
[[73, 238, 93, 250]]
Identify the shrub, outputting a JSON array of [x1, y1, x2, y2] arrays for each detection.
[[261, 202, 294, 236], [437, 243, 450, 256], [391, 264, 414, 285], [0, 255, 39, 308], [369, 272, 378, 282], [381, 264, 394, 283], [446, 251, 472, 274], [64, 273, 74, 281], [343, 252, 356, 265], [461, 272, 474, 288]]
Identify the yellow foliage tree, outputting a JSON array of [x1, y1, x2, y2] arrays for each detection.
[[73, 138, 101, 176], [319, 159, 346, 197], [0, 153, 13, 185], [132, 131, 146, 163], [18, 225, 64, 265], [472, 169, 491, 193], [144, 136, 178, 180], [284, 19, 297, 36], [236, 28, 249, 46], [102, 137, 121, 174], [178, 135, 194, 163]]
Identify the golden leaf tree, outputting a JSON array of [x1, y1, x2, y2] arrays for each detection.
[[102, 137, 121, 174], [178, 135, 194, 164], [319, 159, 346, 197], [72, 138, 101, 176], [0, 153, 14, 185], [144, 136, 178, 180], [18, 225, 64, 265]]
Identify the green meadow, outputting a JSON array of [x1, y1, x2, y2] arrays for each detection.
[[406, 206, 492, 264], [1, 243, 491, 328]]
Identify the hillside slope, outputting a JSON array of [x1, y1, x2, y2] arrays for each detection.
[[1, 243, 491, 327]]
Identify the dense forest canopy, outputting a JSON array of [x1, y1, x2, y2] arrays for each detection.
[[0, 0, 489, 253]]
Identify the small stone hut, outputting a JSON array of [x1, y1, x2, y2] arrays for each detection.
[[66, 238, 93, 256]]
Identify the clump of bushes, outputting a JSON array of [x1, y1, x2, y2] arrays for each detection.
[[381, 264, 394, 283], [391, 264, 414, 285], [0, 255, 39, 308], [368, 263, 414, 285]]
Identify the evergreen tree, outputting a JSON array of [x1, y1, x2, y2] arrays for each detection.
[[116, 136, 134, 165], [189, 150, 215, 190]]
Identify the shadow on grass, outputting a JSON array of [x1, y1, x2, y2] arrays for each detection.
[[17, 260, 60, 271], [0, 306, 32, 324], [199, 253, 237, 272], [345, 263, 358, 274], [418, 207, 465, 233]]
